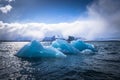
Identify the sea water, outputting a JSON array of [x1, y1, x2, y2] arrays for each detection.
[[0, 41, 120, 80]]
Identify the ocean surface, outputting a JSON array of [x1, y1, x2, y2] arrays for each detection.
[[0, 41, 120, 80]]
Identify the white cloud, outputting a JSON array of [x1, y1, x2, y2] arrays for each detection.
[[0, 0, 108, 40], [0, 16, 106, 40], [87, 0, 120, 39], [0, 4, 12, 14], [0, 0, 120, 40], [6, 0, 15, 3]]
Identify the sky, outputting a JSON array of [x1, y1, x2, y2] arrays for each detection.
[[0, 0, 120, 40]]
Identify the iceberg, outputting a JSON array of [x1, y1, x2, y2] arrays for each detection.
[[15, 40, 66, 58], [51, 39, 80, 54], [70, 40, 96, 52]]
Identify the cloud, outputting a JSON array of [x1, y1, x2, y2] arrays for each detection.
[[87, 0, 120, 39], [0, 0, 120, 40], [0, 17, 106, 40], [0, 4, 12, 14], [6, 0, 15, 3]]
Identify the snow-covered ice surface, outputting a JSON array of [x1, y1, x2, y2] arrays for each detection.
[[0, 41, 120, 80], [15, 40, 66, 58], [52, 39, 80, 54]]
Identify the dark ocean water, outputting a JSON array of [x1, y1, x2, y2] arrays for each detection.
[[0, 41, 120, 80]]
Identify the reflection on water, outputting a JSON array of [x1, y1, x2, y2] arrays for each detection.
[[0, 41, 120, 80]]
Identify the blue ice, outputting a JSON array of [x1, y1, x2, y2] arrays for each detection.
[[71, 40, 96, 52], [51, 39, 80, 54], [15, 40, 66, 58], [81, 49, 95, 54]]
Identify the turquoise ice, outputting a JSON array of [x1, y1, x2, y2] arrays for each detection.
[[51, 39, 80, 54], [71, 40, 96, 52], [15, 40, 66, 58]]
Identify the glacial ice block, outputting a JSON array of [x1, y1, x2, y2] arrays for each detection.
[[70, 40, 96, 52], [15, 40, 66, 58], [51, 39, 80, 54], [42, 46, 66, 58]]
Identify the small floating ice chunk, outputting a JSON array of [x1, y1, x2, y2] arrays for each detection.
[[15, 40, 66, 58], [51, 39, 80, 54], [81, 49, 94, 54], [85, 43, 96, 52], [71, 40, 96, 52]]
